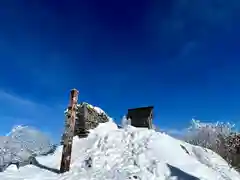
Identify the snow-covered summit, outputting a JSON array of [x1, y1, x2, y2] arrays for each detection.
[[0, 105, 240, 179], [79, 102, 106, 115]]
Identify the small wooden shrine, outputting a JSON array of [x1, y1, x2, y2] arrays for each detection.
[[126, 106, 153, 129]]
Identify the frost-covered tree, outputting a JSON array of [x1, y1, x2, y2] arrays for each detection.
[[121, 116, 131, 128], [7, 125, 55, 156], [221, 133, 240, 170], [183, 118, 240, 170], [0, 125, 56, 171], [184, 118, 234, 150]]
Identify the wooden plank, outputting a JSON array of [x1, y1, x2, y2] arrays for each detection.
[[60, 89, 79, 173]]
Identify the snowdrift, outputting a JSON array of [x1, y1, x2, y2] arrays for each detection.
[[0, 105, 240, 179]]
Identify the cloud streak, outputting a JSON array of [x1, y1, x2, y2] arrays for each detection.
[[0, 89, 49, 108], [0, 89, 64, 142]]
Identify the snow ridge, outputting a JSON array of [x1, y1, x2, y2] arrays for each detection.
[[0, 105, 240, 180]]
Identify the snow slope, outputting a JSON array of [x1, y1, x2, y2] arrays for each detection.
[[0, 107, 240, 179]]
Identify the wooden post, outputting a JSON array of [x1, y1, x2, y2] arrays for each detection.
[[60, 89, 79, 173]]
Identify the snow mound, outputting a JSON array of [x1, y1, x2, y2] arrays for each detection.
[[0, 120, 239, 180]]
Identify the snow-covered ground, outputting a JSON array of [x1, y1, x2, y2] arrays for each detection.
[[0, 106, 240, 179]]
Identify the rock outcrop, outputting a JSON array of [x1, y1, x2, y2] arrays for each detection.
[[61, 102, 109, 144]]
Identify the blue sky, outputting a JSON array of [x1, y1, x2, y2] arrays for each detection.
[[0, 0, 240, 140]]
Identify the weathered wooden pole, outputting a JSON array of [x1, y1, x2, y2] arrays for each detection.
[[60, 89, 79, 173]]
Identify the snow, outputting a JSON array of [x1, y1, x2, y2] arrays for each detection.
[[0, 120, 239, 179], [0, 107, 240, 179]]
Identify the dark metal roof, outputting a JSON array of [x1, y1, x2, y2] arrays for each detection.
[[127, 106, 153, 129], [127, 106, 153, 119]]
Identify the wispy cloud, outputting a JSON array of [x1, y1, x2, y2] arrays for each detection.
[[0, 89, 50, 109], [0, 89, 64, 142]]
